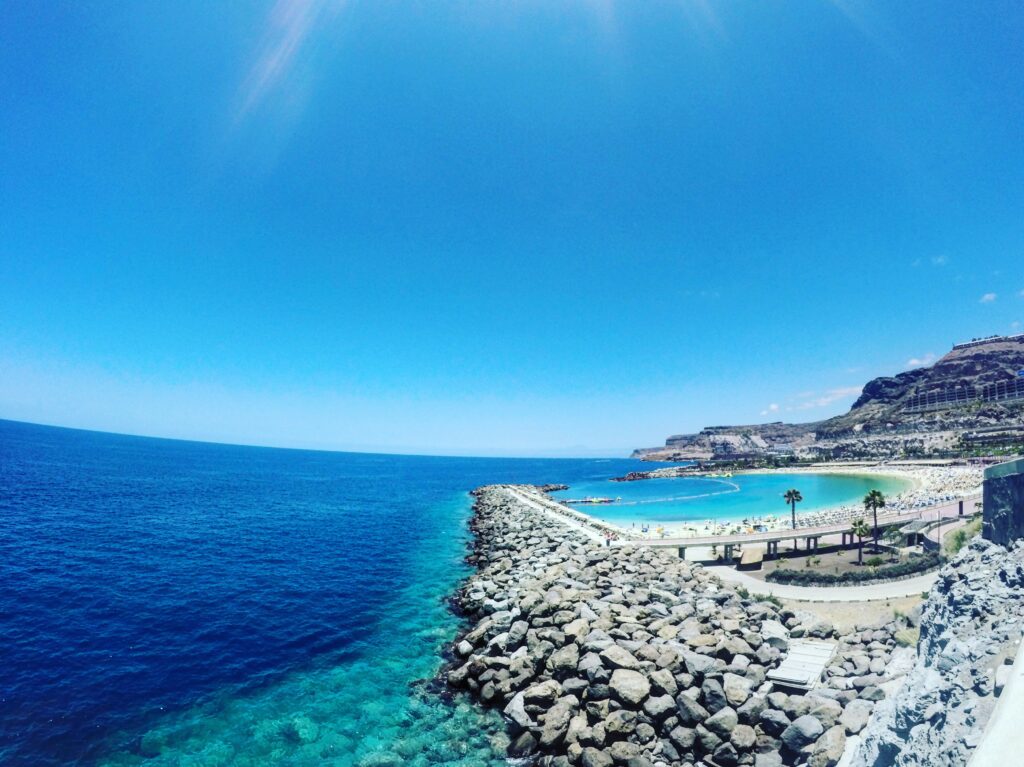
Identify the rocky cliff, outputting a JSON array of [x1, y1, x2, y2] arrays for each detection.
[[635, 335, 1024, 461], [850, 458, 1024, 766]]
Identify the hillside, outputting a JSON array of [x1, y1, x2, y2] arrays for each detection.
[[635, 334, 1024, 461]]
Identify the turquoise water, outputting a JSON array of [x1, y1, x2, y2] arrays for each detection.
[[551, 472, 913, 528], [0, 419, 658, 767], [0, 419, 912, 766]]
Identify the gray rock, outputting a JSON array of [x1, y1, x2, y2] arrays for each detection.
[[704, 706, 739, 739], [808, 725, 846, 767], [730, 723, 756, 750], [548, 643, 580, 674], [524, 679, 562, 706], [600, 644, 641, 670], [781, 714, 825, 751], [761, 620, 790, 650], [649, 667, 678, 696], [504, 691, 534, 731], [808, 698, 843, 728], [675, 694, 710, 726], [608, 741, 642, 764], [581, 747, 613, 767], [758, 708, 790, 737], [539, 701, 575, 748], [609, 669, 650, 706], [668, 725, 696, 750], [754, 752, 784, 767], [713, 741, 740, 766], [643, 694, 676, 721], [737, 694, 768, 724], [701, 678, 728, 713], [722, 672, 752, 707], [839, 699, 873, 734]]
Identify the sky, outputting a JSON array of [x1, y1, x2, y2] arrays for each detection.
[[2, 1, 1023, 457]]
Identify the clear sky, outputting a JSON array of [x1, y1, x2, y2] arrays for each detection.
[[2, 1, 1023, 457]]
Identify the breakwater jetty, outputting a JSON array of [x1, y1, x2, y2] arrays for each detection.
[[444, 485, 915, 767]]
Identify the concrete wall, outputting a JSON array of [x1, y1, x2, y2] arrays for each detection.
[[982, 457, 1024, 546]]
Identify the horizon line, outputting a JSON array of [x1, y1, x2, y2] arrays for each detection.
[[0, 417, 637, 462]]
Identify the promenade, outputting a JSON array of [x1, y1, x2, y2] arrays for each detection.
[[710, 566, 939, 602], [517, 484, 979, 562]]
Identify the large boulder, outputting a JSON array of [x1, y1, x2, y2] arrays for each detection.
[[609, 669, 650, 707], [781, 714, 825, 751], [600, 645, 641, 670], [723, 672, 752, 707], [705, 706, 739, 739], [675, 694, 710, 726]]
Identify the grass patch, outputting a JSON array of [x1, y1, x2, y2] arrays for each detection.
[[944, 518, 983, 557], [895, 628, 920, 647]]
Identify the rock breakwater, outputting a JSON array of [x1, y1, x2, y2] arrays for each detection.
[[444, 485, 914, 767]]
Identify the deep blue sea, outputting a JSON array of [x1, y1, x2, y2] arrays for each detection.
[[0, 420, 654, 767], [0, 420, 907, 766]]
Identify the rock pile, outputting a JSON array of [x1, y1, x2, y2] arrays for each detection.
[[443, 486, 912, 767], [851, 537, 1024, 766]]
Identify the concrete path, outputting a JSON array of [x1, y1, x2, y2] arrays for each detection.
[[506, 487, 608, 544], [709, 566, 939, 602]]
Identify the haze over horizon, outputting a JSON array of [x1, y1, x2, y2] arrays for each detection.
[[2, 1, 1023, 457]]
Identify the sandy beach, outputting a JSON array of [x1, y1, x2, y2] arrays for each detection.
[[549, 464, 984, 542]]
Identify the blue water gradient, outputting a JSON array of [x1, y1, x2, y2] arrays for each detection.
[[0, 422, 910, 765], [0, 420, 651, 766]]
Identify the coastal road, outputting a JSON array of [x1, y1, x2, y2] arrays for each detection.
[[708, 566, 939, 603]]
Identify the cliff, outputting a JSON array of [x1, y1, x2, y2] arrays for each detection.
[[635, 334, 1024, 461]]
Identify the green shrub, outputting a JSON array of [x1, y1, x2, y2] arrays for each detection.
[[765, 552, 941, 586], [944, 519, 982, 556]]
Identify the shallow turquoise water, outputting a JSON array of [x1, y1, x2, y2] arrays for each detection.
[[551, 472, 913, 528], [1, 419, 659, 766]]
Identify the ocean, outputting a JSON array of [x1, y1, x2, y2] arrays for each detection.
[[0, 420, 650, 766], [0, 420, 905, 766]]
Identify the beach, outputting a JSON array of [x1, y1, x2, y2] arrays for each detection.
[[548, 464, 983, 542]]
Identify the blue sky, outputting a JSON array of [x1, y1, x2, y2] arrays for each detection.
[[2, 1, 1023, 456]]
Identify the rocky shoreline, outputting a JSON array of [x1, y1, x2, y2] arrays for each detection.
[[442, 485, 918, 767], [849, 537, 1024, 766]]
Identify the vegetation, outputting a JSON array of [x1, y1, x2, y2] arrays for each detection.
[[895, 627, 920, 648], [863, 489, 887, 551], [784, 488, 802, 531], [944, 518, 983, 557], [766, 552, 941, 586], [786, 485, 802, 548], [851, 518, 870, 565]]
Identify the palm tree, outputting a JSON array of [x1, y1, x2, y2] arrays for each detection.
[[851, 518, 870, 565], [784, 489, 802, 551], [863, 489, 886, 552]]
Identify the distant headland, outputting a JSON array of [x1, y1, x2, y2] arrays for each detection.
[[633, 334, 1024, 464]]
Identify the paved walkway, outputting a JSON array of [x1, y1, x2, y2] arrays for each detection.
[[506, 487, 608, 544], [709, 566, 939, 602]]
